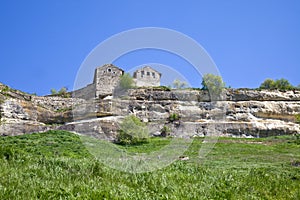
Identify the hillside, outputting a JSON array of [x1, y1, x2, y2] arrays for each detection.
[[0, 130, 300, 199], [0, 82, 300, 138]]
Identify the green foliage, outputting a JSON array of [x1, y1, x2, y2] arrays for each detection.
[[295, 114, 300, 124], [116, 115, 149, 145], [119, 73, 134, 89], [151, 86, 171, 91], [0, 86, 11, 98], [275, 78, 293, 90], [58, 87, 67, 94], [260, 78, 293, 90], [50, 88, 57, 95], [0, 130, 90, 159], [201, 74, 225, 97], [172, 79, 187, 89], [169, 113, 180, 122], [0, 132, 299, 199], [294, 134, 300, 145], [50, 87, 70, 98], [160, 125, 171, 137], [1, 85, 10, 93], [259, 78, 276, 89]]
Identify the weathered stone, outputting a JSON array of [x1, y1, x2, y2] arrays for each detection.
[[0, 83, 300, 138]]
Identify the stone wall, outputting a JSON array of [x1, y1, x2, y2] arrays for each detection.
[[94, 64, 124, 98], [72, 83, 95, 100], [31, 96, 84, 111], [133, 66, 161, 87]]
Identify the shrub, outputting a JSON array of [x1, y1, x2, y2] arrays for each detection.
[[201, 74, 225, 98], [119, 73, 134, 89], [151, 86, 171, 91], [295, 134, 300, 145], [295, 114, 300, 124], [172, 79, 187, 89], [50, 87, 70, 98], [274, 78, 293, 90], [169, 113, 180, 122], [259, 78, 293, 90], [160, 125, 171, 137], [259, 79, 276, 90], [116, 115, 149, 145], [50, 88, 57, 95]]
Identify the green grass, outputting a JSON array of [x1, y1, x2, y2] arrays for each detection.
[[0, 131, 300, 199]]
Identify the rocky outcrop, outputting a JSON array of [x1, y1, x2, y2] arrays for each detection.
[[0, 83, 84, 136], [127, 88, 300, 102], [0, 83, 299, 138]]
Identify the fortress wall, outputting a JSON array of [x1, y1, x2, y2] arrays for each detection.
[[72, 83, 95, 100]]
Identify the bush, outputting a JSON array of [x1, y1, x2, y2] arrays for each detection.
[[116, 115, 149, 145], [201, 74, 225, 98], [169, 113, 180, 122], [119, 73, 134, 89], [160, 125, 171, 137], [259, 79, 275, 90], [50, 87, 70, 98], [151, 86, 171, 91], [295, 114, 300, 124], [259, 78, 293, 90], [172, 79, 187, 89]]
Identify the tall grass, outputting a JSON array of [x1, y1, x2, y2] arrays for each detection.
[[0, 131, 299, 199]]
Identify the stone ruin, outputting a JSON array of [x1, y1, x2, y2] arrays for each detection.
[[73, 64, 161, 99], [133, 66, 161, 87]]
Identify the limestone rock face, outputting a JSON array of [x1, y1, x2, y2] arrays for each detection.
[[0, 83, 299, 138]]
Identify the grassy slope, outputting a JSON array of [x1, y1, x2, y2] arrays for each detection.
[[0, 131, 299, 199]]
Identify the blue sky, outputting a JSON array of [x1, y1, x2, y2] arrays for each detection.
[[0, 1, 299, 95]]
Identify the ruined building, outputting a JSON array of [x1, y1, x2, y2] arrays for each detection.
[[74, 64, 161, 99], [133, 66, 161, 87]]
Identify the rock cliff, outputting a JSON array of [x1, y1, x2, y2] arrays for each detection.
[[0, 83, 299, 138]]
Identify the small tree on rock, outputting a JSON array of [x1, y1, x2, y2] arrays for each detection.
[[259, 78, 293, 90], [116, 115, 149, 145], [50, 88, 57, 95], [259, 79, 276, 90], [201, 74, 225, 98], [274, 78, 293, 90], [119, 73, 134, 89], [172, 79, 187, 89]]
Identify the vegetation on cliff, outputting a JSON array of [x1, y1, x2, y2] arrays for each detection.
[[116, 115, 149, 145], [259, 78, 294, 90], [50, 87, 71, 98], [201, 74, 225, 97], [119, 73, 135, 89]]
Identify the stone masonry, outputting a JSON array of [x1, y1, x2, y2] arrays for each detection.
[[73, 64, 161, 99]]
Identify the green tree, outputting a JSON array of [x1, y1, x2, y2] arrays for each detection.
[[274, 78, 293, 90], [172, 79, 187, 89], [116, 115, 149, 145], [201, 74, 225, 97], [50, 87, 70, 97], [259, 78, 276, 90], [58, 87, 68, 95], [259, 78, 293, 90], [119, 73, 134, 89], [50, 89, 57, 95], [58, 87, 70, 98]]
